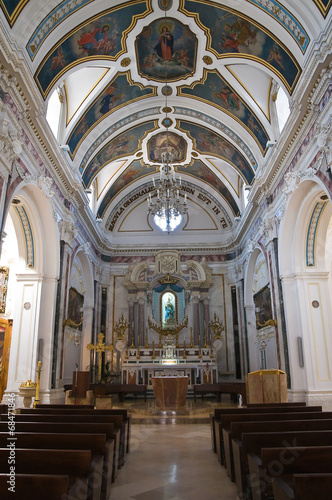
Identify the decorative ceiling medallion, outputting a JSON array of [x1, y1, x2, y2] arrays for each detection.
[[162, 117, 173, 128], [121, 57, 131, 67], [135, 17, 197, 82], [158, 0, 173, 10], [162, 106, 172, 114], [203, 55, 212, 65], [162, 85, 172, 96]]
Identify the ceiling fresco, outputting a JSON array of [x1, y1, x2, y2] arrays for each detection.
[[34, 1, 151, 96], [67, 72, 156, 156], [1, 0, 330, 244]]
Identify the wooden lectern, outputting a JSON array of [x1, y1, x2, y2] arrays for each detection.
[[65, 371, 94, 405], [245, 369, 287, 404]]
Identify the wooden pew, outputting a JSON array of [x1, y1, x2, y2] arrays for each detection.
[[194, 382, 246, 403], [232, 430, 332, 500], [0, 405, 8, 415], [0, 448, 92, 500], [0, 432, 106, 500], [272, 473, 332, 500], [19, 407, 132, 455], [250, 446, 332, 500], [18, 408, 130, 464], [212, 406, 323, 464], [0, 421, 115, 500], [222, 412, 332, 482], [35, 404, 95, 409], [194, 383, 223, 402], [228, 420, 332, 500], [0, 473, 70, 500], [3, 413, 124, 473], [246, 402, 307, 407]]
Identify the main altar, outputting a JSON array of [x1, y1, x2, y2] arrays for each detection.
[[96, 251, 224, 392], [121, 335, 217, 390]]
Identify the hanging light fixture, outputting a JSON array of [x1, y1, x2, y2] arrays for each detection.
[[147, 5, 188, 233], [147, 151, 188, 232]]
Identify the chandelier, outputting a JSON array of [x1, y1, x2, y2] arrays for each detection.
[[147, 150, 188, 232]]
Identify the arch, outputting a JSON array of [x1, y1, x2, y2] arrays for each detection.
[[278, 177, 332, 405], [70, 246, 95, 308], [1, 181, 60, 402], [6, 183, 60, 277], [279, 179, 332, 276]]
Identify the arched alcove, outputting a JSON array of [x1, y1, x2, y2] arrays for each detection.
[[1, 183, 60, 403], [62, 247, 95, 384], [279, 179, 332, 407], [244, 246, 277, 373]]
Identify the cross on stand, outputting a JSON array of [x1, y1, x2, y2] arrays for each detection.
[[87, 333, 113, 383]]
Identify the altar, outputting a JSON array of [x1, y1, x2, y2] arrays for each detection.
[[151, 376, 189, 409]]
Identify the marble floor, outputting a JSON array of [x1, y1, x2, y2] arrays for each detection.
[[109, 399, 239, 500]]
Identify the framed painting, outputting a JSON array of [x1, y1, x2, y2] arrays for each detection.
[[67, 287, 84, 331], [253, 284, 273, 330]]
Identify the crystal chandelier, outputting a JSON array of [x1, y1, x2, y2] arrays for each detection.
[[147, 150, 188, 232]]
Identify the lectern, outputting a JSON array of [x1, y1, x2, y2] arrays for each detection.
[[245, 369, 287, 404]]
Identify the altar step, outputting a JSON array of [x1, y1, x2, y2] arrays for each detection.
[[131, 413, 210, 424]]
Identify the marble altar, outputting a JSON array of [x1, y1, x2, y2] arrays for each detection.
[[151, 376, 189, 409]]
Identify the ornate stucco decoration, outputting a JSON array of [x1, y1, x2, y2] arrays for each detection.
[[58, 211, 78, 248], [122, 251, 214, 293], [282, 171, 300, 196], [261, 216, 278, 244], [0, 105, 23, 173]]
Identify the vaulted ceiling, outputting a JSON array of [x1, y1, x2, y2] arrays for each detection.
[[1, 0, 330, 249]]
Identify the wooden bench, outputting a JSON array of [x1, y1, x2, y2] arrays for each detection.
[[14, 411, 126, 467], [194, 382, 246, 403], [36, 404, 95, 409], [194, 383, 223, 402], [212, 406, 323, 464], [227, 420, 332, 500], [232, 430, 332, 500], [0, 448, 92, 500], [92, 383, 147, 402], [0, 432, 106, 500], [246, 402, 307, 407], [0, 473, 70, 500], [250, 446, 332, 500], [272, 473, 332, 500], [19, 407, 132, 455], [0, 421, 116, 500], [222, 412, 332, 482]]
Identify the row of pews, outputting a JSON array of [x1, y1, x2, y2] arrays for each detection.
[[0, 403, 131, 500], [210, 402, 332, 500]]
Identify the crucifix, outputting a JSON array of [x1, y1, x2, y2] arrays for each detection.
[[87, 333, 113, 383]]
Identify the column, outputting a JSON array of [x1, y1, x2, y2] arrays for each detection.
[[138, 294, 145, 347], [192, 294, 200, 345], [203, 295, 210, 343]]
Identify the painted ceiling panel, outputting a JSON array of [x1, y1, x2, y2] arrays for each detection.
[[82, 121, 157, 186], [67, 72, 156, 157], [1, 0, 328, 243], [182, 0, 301, 92], [34, 1, 151, 96]]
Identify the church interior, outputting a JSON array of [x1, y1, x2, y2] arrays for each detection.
[[0, 0, 332, 498]]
